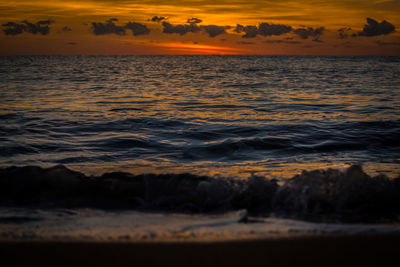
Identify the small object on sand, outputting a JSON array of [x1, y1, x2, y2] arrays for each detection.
[[238, 209, 249, 223]]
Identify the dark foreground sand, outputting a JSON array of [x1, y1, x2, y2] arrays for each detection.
[[1, 235, 400, 267]]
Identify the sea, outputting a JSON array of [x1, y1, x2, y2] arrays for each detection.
[[0, 55, 400, 241]]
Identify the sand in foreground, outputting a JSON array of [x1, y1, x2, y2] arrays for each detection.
[[1, 235, 400, 267]]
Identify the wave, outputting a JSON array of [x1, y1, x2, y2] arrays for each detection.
[[1, 165, 399, 223]]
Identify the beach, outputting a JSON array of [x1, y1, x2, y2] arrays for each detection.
[[1, 206, 400, 266]]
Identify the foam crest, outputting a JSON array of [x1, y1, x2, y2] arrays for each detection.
[[0, 165, 399, 223]]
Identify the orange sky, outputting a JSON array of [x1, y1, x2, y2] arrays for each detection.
[[0, 0, 399, 55]]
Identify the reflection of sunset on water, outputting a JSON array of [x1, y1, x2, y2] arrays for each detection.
[[1, 55, 399, 179]]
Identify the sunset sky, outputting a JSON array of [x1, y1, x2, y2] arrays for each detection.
[[1, 0, 399, 55]]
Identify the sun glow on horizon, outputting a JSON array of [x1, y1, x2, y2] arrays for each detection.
[[157, 42, 247, 55]]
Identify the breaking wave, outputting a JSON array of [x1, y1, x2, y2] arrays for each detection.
[[1, 165, 399, 223]]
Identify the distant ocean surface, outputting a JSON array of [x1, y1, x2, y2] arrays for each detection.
[[1, 55, 400, 178]]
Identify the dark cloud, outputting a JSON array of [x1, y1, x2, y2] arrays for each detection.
[[312, 38, 323, 43], [22, 20, 54, 35], [235, 22, 293, 38], [358, 18, 395, 37], [338, 27, 352, 39], [258, 22, 292, 37], [125, 22, 150, 36], [62, 26, 72, 32], [2, 22, 24, 35], [161, 20, 224, 37], [375, 40, 400, 46], [150, 16, 166, 23], [187, 18, 202, 24], [234, 24, 244, 33], [201, 25, 226, 37], [91, 19, 150, 36], [37, 20, 54, 25], [293, 27, 324, 39], [264, 39, 301, 44], [240, 25, 258, 38], [2, 20, 54, 35], [67, 42, 77, 45], [162, 21, 200, 35], [91, 18, 126, 35], [237, 41, 254, 45]]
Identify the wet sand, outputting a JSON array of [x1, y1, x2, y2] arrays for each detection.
[[1, 235, 400, 267]]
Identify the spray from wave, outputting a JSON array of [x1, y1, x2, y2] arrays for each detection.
[[0, 165, 399, 223]]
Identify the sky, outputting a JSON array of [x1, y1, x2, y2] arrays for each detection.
[[0, 0, 399, 55]]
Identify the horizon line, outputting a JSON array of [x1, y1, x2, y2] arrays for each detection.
[[1, 54, 399, 57]]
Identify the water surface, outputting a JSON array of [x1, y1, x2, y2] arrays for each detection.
[[1, 55, 399, 178]]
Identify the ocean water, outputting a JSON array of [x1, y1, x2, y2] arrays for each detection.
[[0, 55, 399, 179], [1, 55, 400, 240]]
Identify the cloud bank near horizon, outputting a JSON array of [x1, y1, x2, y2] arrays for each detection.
[[2, 17, 396, 42]]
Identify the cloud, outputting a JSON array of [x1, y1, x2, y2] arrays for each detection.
[[237, 41, 254, 45], [264, 39, 301, 44], [2, 22, 24, 35], [162, 21, 200, 35], [338, 27, 352, 39], [358, 18, 395, 37], [62, 26, 72, 32], [125, 22, 150, 36], [234, 24, 244, 33], [2, 20, 54, 35], [293, 27, 324, 39], [23, 20, 54, 35], [258, 23, 292, 37], [37, 20, 54, 25], [91, 19, 150, 36], [150, 16, 166, 23], [237, 25, 258, 38], [91, 18, 125, 35], [187, 18, 202, 24], [161, 20, 225, 37], [201, 25, 226, 37], [312, 38, 323, 43], [235, 22, 293, 38], [67, 42, 77, 45], [375, 40, 400, 46]]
